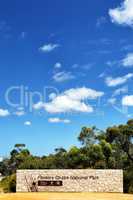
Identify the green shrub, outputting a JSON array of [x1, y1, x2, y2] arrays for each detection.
[[124, 168, 133, 194], [0, 174, 16, 193]]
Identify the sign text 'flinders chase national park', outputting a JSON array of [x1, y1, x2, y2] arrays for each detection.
[[17, 169, 123, 193]]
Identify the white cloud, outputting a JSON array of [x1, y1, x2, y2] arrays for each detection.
[[34, 98, 93, 113], [14, 111, 25, 116], [112, 86, 128, 96], [64, 87, 103, 100], [122, 53, 133, 67], [105, 73, 133, 87], [53, 71, 75, 82], [109, 0, 133, 27], [24, 121, 31, 126], [48, 118, 71, 124], [33, 87, 104, 113], [0, 109, 10, 117], [39, 43, 59, 53], [122, 95, 133, 106], [54, 62, 62, 69]]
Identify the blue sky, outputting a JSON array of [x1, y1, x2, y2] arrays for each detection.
[[0, 0, 133, 157]]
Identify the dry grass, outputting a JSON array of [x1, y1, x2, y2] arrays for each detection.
[[0, 193, 132, 200]]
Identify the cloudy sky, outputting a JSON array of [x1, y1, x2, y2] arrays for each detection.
[[0, 0, 133, 156]]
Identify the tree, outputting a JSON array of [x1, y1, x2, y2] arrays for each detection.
[[87, 144, 105, 168], [66, 146, 83, 169], [100, 140, 112, 167], [78, 126, 96, 146], [14, 144, 26, 152], [106, 120, 133, 162]]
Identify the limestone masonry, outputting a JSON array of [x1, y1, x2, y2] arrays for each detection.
[[17, 169, 123, 193]]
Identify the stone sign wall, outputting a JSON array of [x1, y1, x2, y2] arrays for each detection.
[[16, 169, 123, 193]]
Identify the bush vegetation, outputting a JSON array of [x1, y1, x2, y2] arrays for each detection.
[[0, 174, 16, 193]]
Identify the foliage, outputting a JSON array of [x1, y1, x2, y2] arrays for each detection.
[[0, 174, 16, 193]]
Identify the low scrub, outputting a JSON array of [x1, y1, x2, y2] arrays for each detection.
[[0, 174, 16, 193]]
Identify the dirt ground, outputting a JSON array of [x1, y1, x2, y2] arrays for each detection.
[[0, 193, 133, 200]]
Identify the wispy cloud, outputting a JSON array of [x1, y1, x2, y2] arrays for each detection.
[[88, 38, 112, 46], [112, 86, 128, 96], [72, 63, 94, 70], [81, 63, 94, 70], [99, 72, 106, 78], [122, 53, 133, 67], [0, 21, 11, 32], [48, 117, 71, 124], [106, 60, 117, 67], [0, 108, 10, 117], [105, 73, 133, 87], [109, 0, 133, 27], [53, 71, 75, 82], [39, 43, 60, 53], [54, 62, 62, 69], [121, 44, 133, 51], [96, 17, 106, 27], [108, 98, 117, 105], [20, 32, 26, 39], [0, 21, 12, 39], [105, 53, 133, 68], [33, 87, 104, 113], [72, 64, 79, 69]]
